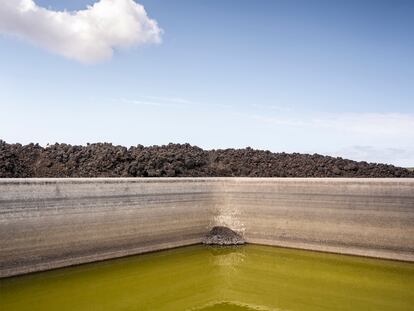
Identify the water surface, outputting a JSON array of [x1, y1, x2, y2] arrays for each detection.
[[1, 245, 413, 311]]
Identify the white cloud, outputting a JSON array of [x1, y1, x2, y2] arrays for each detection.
[[252, 112, 414, 138], [118, 95, 234, 110], [330, 146, 414, 167], [0, 0, 162, 63], [143, 96, 194, 105], [118, 96, 190, 108], [120, 98, 166, 107], [311, 113, 414, 137], [249, 112, 414, 166]]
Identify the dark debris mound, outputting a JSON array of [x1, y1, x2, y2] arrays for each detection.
[[202, 226, 246, 246], [0, 140, 413, 178]]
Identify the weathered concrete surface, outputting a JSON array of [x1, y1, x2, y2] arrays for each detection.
[[219, 178, 414, 262], [0, 178, 217, 278], [1, 178, 413, 277]]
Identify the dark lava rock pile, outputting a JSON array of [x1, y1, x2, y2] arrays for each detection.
[[1, 140, 413, 178], [202, 226, 245, 246]]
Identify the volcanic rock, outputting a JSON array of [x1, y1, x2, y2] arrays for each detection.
[[1, 140, 413, 178], [202, 226, 245, 245]]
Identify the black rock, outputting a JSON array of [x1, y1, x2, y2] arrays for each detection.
[[202, 226, 245, 245], [0, 140, 413, 178]]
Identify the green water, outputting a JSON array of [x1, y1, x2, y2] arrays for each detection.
[[1, 245, 413, 311]]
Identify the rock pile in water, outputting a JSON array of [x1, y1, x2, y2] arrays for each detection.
[[202, 226, 245, 246], [1, 140, 413, 178]]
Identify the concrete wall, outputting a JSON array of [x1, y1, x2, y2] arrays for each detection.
[[0, 178, 218, 278], [221, 178, 414, 262], [1, 178, 413, 277]]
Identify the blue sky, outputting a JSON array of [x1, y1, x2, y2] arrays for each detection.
[[1, 0, 413, 166]]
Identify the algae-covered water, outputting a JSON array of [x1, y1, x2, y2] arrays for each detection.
[[1, 245, 413, 311]]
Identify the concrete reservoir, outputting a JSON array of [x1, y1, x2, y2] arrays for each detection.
[[0, 178, 413, 278]]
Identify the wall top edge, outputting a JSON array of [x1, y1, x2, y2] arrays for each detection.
[[1, 177, 414, 184]]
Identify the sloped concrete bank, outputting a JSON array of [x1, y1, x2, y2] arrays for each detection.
[[1, 178, 413, 278]]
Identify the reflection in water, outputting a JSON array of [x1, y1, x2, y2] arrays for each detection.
[[1, 245, 413, 311], [189, 301, 280, 311]]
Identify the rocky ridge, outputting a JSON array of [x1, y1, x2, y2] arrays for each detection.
[[1, 140, 413, 178]]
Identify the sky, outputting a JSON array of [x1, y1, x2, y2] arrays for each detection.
[[0, 0, 413, 166]]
